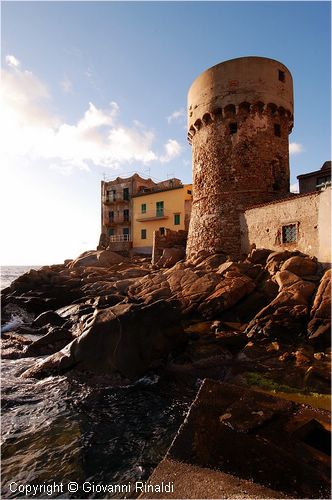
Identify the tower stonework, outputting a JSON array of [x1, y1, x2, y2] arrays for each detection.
[[186, 57, 294, 259]]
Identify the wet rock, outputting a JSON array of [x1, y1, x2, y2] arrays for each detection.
[[21, 300, 185, 379], [280, 255, 318, 277], [25, 326, 73, 356], [33, 310, 66, 328], [1, 332, 32, 359]]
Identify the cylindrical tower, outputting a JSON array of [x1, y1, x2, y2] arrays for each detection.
[[186, 56, 294, 259]]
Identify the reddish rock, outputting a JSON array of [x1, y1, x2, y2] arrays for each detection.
[[280, 255, 318, 277], [69, 249, 127, 268], [307, 269, 331, 347], [198, 275, 255, 319]]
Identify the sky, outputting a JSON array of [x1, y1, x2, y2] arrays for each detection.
[[1, 0, 331, 265]]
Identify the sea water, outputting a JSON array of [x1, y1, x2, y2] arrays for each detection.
[[1, 266, 195, 498]]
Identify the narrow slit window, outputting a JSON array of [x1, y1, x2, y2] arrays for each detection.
[[141, 229, 147, 240], [274, 124, 281, 137], [229, 122, 237, 135], [278, 70, 285, 82]]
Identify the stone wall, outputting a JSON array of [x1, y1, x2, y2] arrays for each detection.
[[241, 187, 331, 265], [186, 57, 294, 260], [152, 229, 187, 265]]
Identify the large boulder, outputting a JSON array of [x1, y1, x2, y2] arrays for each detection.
[[246, 248, 271, 265], [69, 250, 126, 268], [21, 300, 185, 379], [280, 256, 317, 277], [198, 274, 256, 319], [156, 247, 185, 268], [246, 275, 316, 340], [129, 262, 257, 319], [265, 250, 299, 276], [307, 269, 331, 348]]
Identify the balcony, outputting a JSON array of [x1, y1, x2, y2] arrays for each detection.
[[109, 234, 131, 242], [105, 217, 131, 226], [102, 194, 131, 204], [135, 209, 170, 222]]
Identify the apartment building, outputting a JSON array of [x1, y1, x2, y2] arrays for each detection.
[[132, 184, 192, 254], [100, 173, 188, 252]]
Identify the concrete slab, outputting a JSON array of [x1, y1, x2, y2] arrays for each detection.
[[141, 380, 330, 499], [140, 457, 289, 499]]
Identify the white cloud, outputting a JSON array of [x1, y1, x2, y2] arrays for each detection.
[[6, 54, 20, 68], [60, 76, 73, 94], [0, 58, 182, 173], [167, 109, 185, 124], [290, 182, 299, 193], [160, 139, 182, 163], [289, 142, 304, 155]]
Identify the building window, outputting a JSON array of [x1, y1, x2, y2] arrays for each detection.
[[123, 188, 129, 201], [107, 190, 116, 202], [108, 228, 115, 236], [109, 211, 114, 222], [141, 203, 147, 213], [229, 122, 237, 134], [141, 229, 147, 240], [123, 227, 130, 241], [187, 189, 192, 195], [156, 201, 164, 217], [278, 70, 285, 82], [159, 227, 165, 235], [282, 224, 297, 243], [274, 124, 281, 137], [174, 214, 180, 225], [123, 209, 129, 222]]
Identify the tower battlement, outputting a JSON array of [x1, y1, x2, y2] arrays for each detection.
[[186, 56, 294, 259]]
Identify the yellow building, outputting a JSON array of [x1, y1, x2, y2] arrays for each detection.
[[132, 184, 192, 254]]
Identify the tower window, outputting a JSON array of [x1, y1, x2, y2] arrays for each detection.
[[274, 124, 281, 137], [229, 122, 237, 135], [278, 70, 285, 82]]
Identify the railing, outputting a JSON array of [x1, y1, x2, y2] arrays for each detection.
[[135, 209, 170, 221], [102, 194, 130, 203], [109, 234, 131, 242], [106, 217, 131, 225], [316, 181, 331, 191]]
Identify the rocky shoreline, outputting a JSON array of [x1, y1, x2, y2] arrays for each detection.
[[1, 247, 330, 396]]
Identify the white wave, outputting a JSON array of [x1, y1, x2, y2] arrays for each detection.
[[1, 314, 25, 333]]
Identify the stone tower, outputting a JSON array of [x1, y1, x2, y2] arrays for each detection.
[[186, 56, 294, 259]]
